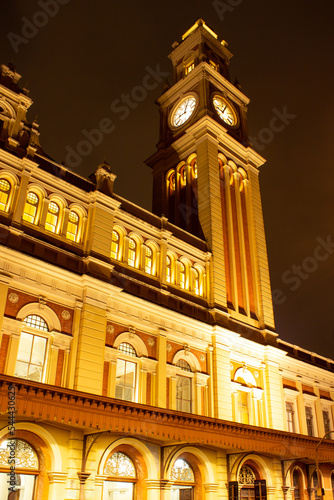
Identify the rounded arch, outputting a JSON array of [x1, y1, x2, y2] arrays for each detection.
[[230, 453, 274, 486], [165, 446, 215, 484], [114, 332, 148, 357], [0, 170, 19, 186], [26, 183, 47, 199], [234, 367, 257, 387], [0, 99, 16, 118], [0, 422, 61, 471], [144, 239, 160, 277], [98, 437, 157, 478], [186, 153, 197, 166], [16, 303, 61, 332], [48, 193, 68, 209], [173, 350, 201, 372]]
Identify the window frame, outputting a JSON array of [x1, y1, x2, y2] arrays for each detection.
[[14, 317, 50, 383], [175, 358, 194, 414], [115, 342, 138, 403], [22, 189, 43, 225]]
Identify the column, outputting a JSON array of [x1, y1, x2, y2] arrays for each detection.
[[263, 348, 285, 430], [5, 331, 20, 376], [66, 300, 82, 389], [155, 328, 167, 408], [47, 343, 59, 385], [12, 171, 30, 223], [212, 333, 232, 420], [47, 472, 67, 500], [74, 276, 107, 395], [204, 483, 219, 500]]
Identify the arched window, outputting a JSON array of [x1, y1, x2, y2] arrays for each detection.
[[45, 201, 60, 233], [0, 178, 11, 212], [66, 210, 80, 242], [111, 230, 120, 260], [22, 191, 40, 224], [0, 439, 39, 499], [193, 268, 200, 295], [286, 402, 295, 432], [305, 406, 314, 436], [166, 255, 172, 283], [171, 458, 194, 481], [14, 315, 49, 382], [239, 464, 256, 500], [103, 451, 136, 500], [179, 262, 186, 290], [176, 359, 192, 413], [144, 246, 153, 275], [171, 458, 195, 499], [293, 469, 302, 500], [128, 238, 137, 268], [116, 343, 137, 402]]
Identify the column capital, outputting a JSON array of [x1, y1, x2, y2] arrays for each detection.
[[47, 471, 67, 483]]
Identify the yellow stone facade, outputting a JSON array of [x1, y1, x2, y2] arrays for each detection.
[[0, 20, 333, 500]]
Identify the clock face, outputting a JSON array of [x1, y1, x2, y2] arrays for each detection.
[[171, 95, 197, 128], [212, 96, 238, 127]]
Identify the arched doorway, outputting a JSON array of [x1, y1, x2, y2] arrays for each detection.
[[170, 458, 195, 500], [102, 451, 136, 499], [237, 462, 267, 500], [0, 439, 39, 499]]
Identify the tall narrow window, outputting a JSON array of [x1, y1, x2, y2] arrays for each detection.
[[176, 359, 192, 413], [115, 343, 137, 402], [185, 61, 195, 75], [193, 268, 200, 295], [166, 255, 172, 283], [286, 402, 295, 432], [15, 332, 47, 382], [66, 210, 80, 242], [145, 246, 153, 274], [293, 469, 302, 500], [323, 410, 331, 435], [23, 191, 39, 224], [305, 406, 314, 436], [238, 391, 249, 425], [103, 452, 136, 500], [128, 238, 137, 267], [179, 262, 186, 289], [0, 178, 11, 212], [45, 201, 60, 233], [111, 230, 120, 260]]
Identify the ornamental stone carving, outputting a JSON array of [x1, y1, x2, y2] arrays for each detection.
[[8, 292, 19, 304], [61, 310, 71, 321]]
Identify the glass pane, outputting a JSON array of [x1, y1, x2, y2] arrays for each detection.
[[14, 360, 29, 379], [30, 336, 47, 366], [171, 459, 194, 481], [0, 472, 37, 500], [27, 364, 43, 382], [124, 362, 136, 386], [103, 481, 133, 500], [16, 333, 33, 362]]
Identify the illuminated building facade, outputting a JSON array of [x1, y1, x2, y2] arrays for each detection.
[[0, 19, 333, 500]]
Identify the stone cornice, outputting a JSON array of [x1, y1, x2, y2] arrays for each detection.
[[1, 375, 333, 462]]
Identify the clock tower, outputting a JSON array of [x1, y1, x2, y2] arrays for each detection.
[[146, 19, 275, 336]]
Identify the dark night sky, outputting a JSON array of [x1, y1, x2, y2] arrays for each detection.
[[2, 1, 334, 358]]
